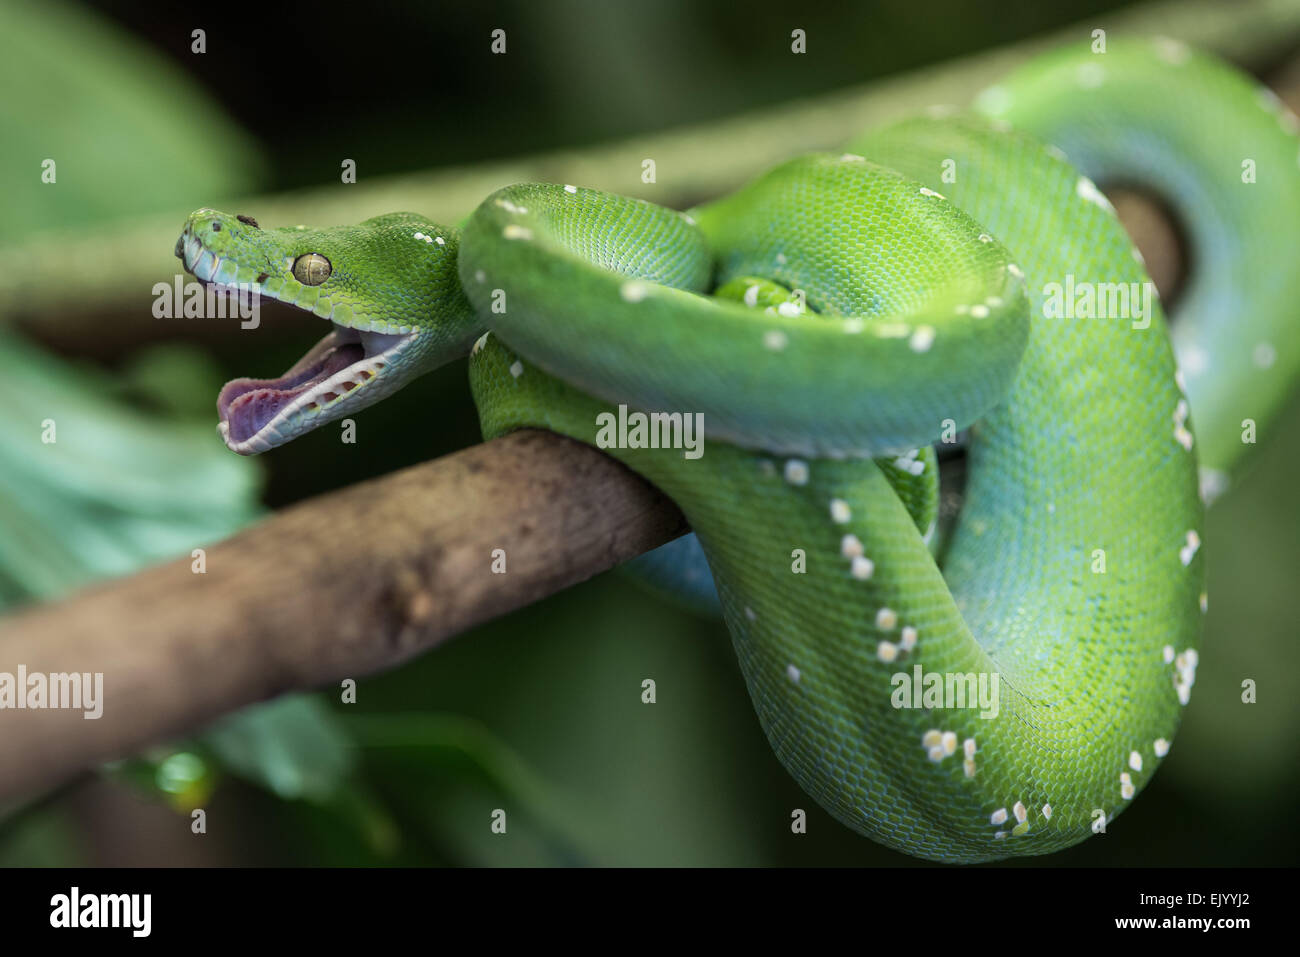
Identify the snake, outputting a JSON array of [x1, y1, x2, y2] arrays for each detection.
[[175, 39, 1299, 863]]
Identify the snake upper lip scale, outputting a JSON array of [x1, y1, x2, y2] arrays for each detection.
[[173, 37, 1298, 863]]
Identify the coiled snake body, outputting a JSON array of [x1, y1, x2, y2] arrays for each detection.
[[177, 41, 1299, 862]]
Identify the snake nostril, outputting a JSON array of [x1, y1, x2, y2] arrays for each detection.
[[236, 214, 260, 228]]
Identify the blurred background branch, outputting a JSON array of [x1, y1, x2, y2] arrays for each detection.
[[2, 0, 1298, 341]]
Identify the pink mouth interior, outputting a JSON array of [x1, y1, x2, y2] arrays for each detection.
[[218, 337, 363, 444]]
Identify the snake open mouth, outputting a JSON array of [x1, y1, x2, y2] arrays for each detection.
[[215, 326, 411, 448], [176, 224, 417, 452]]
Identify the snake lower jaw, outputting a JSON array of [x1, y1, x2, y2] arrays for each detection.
[[216, 323, 416, 455]]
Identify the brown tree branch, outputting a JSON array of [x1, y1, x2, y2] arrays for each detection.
[[0, 430, 687, 802]]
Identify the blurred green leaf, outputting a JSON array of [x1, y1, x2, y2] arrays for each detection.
[[204, 696, 357, 803], [0, 0, 264, 242], [346, 713, 594, 865]]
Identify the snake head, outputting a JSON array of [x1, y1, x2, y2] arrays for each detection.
[[176, 208, 477, 454]]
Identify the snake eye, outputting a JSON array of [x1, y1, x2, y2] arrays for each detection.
[[293, 253, 332, 285]]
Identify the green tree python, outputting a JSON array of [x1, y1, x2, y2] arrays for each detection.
[[175, 40, 1299, 862]]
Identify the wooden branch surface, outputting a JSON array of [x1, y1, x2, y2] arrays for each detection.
[[0, 430, 687, 801]]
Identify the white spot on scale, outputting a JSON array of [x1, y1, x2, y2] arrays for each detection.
[[962, 737, 975, 758], [474, 269, 486, 283], [1199, 467, 1229, 506], [829, 499, 851, 523], [842, 318, 864, 334], [1163, 644, 1175, 664], [977, 233, 993, 243], [909, 326, 936, 352], [1042, 804, 1052, 820], [875, 607, 897, 631], [840, 534, 864, 558], [990, 807, 1008, 826], [840, 153, 866, 162], [1007, 263, 1024, 280], [1076, 176, 1114, 212], [776, 301, 802, 318], [1154, 738, 1170, 757], [941, 732, 957, 756], [919, 187, 945, 200], [502, 224, 533, 241], [876, 641, 898, 663], [900, 626, 918, 651], [783, 459, 810, 486], [763, 330, 789, 351], [1129, 751, 1143, 772], [743, 284, 760, 307], [786, 663, 801, 684], [509, 360, 524, 379], [969, 304, 989, 319], [922, 729, 942, 750], [744, 606, 757, 621], [1013, 801, 1027, 823], [1179, 529, 1200, 567], [1254, 342, 1276, 368], [850, 556, 875, 580], [471, 332, 491, 355], [620, 281, 649, 303], [563, 184, 578, 194]]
